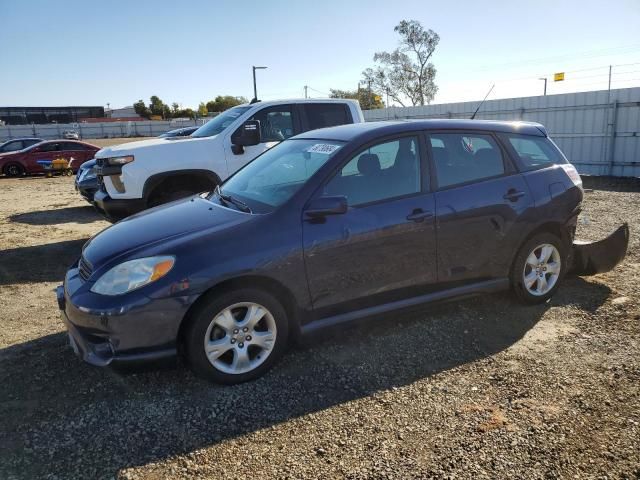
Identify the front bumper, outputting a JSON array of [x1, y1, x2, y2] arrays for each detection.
[[75, 179, 98, 204], [93, 189, 146, 223], [56, 270, 183, 367]]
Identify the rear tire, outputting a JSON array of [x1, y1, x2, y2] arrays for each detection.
[[184, 288, 289, 384], [510, 232, 567, 304], [3, 163, 25, 177]]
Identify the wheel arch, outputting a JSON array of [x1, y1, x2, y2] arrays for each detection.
[[509, 221, 571, 275], [177, 274, 302, 355], [143, 169, 221, 204]]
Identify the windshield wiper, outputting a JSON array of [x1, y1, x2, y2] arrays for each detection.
[[215, 185, 252, 213]]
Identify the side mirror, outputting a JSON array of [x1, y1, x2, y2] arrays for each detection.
[[232, 120, 261, 148], [305, 196, 348, 218]]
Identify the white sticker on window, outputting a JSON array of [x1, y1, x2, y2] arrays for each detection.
[[307, 143, 340, 154]]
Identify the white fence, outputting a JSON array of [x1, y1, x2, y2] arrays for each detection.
[[0, 119, 205, 142], [2, 88, 639, 177], [364, 87, 640, 177]]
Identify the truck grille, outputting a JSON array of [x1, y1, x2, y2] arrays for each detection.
[[78, 256, 93, 281]]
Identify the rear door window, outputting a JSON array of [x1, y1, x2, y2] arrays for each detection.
[[429, 132, 505, 189], [304, 104, 350, 130], [38, 142, 62, 152], [62, 142, 84, 151], [505, 134, 566, 170]]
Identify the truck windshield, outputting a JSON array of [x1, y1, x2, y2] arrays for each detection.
[[217, 139, 345, 213], [191, 106, 252, 138]]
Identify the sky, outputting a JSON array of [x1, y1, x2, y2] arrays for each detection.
[[1, 0, 639, 109]]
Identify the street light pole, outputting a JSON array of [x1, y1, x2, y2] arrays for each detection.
[[252, 66, 268, 103], [538, 77, 547, 96]]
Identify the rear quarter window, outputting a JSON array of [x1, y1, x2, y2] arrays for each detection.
[[304, 104, 350, 130], [505, 134, 567, 171]]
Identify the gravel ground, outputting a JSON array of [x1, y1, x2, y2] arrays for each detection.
[[0, 176, 638, 479]]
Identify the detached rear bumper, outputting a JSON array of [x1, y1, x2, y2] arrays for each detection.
[[571, 223, 630, 275]]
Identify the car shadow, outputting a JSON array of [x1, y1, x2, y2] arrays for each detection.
[[9, 206, 102, 226], [0, 276, 610, 478], [0, 239, 88, 285]]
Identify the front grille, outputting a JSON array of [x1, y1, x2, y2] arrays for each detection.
[[78, 256, 93, 281]]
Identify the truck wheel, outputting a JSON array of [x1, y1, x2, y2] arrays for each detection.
[[510, 232, 567, 304], [3, 163, 25, 177], [184, 288, 289, 384]]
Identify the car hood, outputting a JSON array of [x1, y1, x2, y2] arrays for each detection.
[[95, 135, 210, 159], [82, 196, 249, 270], [0, 151, 20, 160]]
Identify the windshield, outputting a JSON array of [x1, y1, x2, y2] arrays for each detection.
[[191, 106, 252, 138], [218, 139, 345, 213]]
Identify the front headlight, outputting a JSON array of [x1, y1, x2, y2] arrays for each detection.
[[106, 155, 134, 166], [90, 256, 175, 296], [84, 168, 97, 180]]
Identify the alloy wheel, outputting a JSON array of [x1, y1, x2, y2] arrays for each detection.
[[522, 243, 561, 296], [203, 302, 277, 375]]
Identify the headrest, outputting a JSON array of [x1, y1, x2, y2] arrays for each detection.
[[431, 146, 449, 163], [358, 153, 381, 176]]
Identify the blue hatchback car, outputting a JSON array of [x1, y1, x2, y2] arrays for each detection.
[[57, 120, 628, 383]]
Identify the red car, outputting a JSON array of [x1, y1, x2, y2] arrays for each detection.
[[0, 140, 100, 177]]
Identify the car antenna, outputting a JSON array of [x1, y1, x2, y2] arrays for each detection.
[[470, 84, 495, 120]]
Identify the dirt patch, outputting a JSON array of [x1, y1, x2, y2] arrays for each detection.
[[0, 178, 638, 479], [88, 137, 155, 148]]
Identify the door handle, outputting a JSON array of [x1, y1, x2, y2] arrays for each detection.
[[406, 208, 434, 222], [503, 189, 526, 202]]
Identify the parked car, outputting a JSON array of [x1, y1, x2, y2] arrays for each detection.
[[63, 130, 80, 140], [57, 120, 628, 384], [159, 126, 199, 138], [0, 140, 99, 176], [0, 137, 42, 154], [93, 99, 364, 221], [75, 158, 98, 203]]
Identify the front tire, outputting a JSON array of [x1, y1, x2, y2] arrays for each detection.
[[4, 163, 25, 177], [510, 232, 567, 304], [184, 288, 289, 384]]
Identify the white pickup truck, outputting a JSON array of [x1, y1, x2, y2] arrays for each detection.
[[93, 99, 364, 221]]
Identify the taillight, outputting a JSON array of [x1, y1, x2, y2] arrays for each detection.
[[561, 164, 583, 188]]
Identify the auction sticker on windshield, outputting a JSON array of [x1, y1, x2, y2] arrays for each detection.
[[307, 143, 341, 154]]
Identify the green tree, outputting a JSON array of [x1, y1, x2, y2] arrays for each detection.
[[133, 99, 151, 119], [149, 95, 166, 117], [329, 88, 385, 109], [171, 102, 180, 115], [205, 95, 248, 113], [197, 102, 208, 117], [362, 20, 439, 106]]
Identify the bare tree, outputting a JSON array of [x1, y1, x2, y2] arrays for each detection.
[[363, 20, 440, 107]]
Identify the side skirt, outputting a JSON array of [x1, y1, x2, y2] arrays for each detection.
[[300, 278, 510, 336]]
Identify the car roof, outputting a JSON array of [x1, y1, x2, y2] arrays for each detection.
[[293, 119, 548, 142], [2, 137, 41, 142], [36, 139, 98, 148], [237, 98, 360, 109]]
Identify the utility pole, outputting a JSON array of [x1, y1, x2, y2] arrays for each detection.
[[304, 85, 308, 99], [252, 66, 268, 103], [538, 77, 547, 96], [367, 79, 372, 110], [607, 65, 612, 95]]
